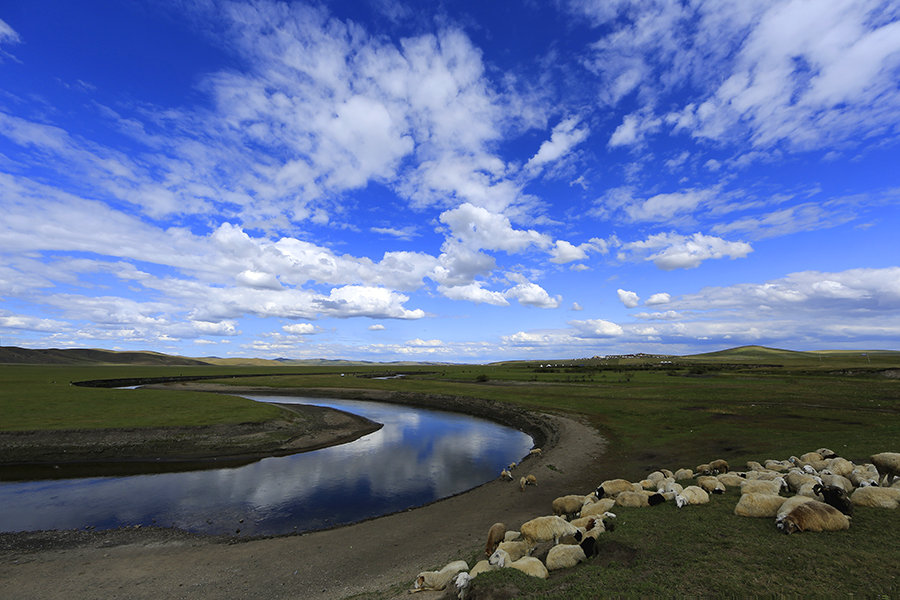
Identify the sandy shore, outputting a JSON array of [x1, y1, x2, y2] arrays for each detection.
[[0, 389, 608, 600]]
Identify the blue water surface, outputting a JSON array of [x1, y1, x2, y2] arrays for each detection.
[[0, 396, 533, 536]]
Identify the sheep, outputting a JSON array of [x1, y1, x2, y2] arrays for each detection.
[[850, 486, 900, 509], [658, 480, 683, 496], [647, 492, 667, 506], [871, 452, 900, 486], [520, 515, 581, 545], [494, 540, 531, 562], [813, 484, 852, 516], [674, 485, 709, 508], [824, 457, 854, 478], [413, 560, 469, 591], [646, 471, 667, 485], [849, 464, 880, 488], [674, 468, 693, 480], [716, 472, 747, 488], [709, 459, 730, 474], [746, 460, 765, 471], [615, 490, 650, 507], [469, 560, 497, 577], [775, 495, 817, 523], [797, 451, 826, 470], [552, 494, 586, 519], [696, 476, 726, 495], [764, 459, 791, 472], [452, 571, 473, 599], [816, 447, 838, 459], [484, 522, 506, 556], [489, 549, 548, 579], [695, 463, 712, 476], [734, 493, 788, 517], [503, 530, 521, 542], [818, 472, 853, 493], [500, 469, 513, 481], [519, 474, 537, 491], [529, 447, 543, 458], [545, 537, 598, 571], [740, 477, 786, 496], [596, 478, 634, 498], [508, 462, 517, 470], [580, 498, 616, 518], [784, 470, 820, 494], [779, 500, 851, 534], [797, 482, 824, 499]]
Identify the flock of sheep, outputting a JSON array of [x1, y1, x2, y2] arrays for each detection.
[[411, 448, 900, 597]]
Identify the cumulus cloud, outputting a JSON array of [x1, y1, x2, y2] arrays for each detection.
[[283, 323, 317, 335], [617, 288, 640, 308], [570, 318, 624, 338], [437, 282, 509, 306], [646, 292, 671, 305], [505, 281, 561, 309], [620, 232, 753, 270], [439, 203, 550, 253]]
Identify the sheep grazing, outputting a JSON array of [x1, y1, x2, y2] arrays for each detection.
[[552, 494, 586, 519], [813, 484, 852, 516], [413, 560, 469, 591], [734, 493, 788, 517], [529, 447, 543, 458], [596, 478, 634, 498], [740, 477, 786, 496], [850, 486, 900, 509], [519, 474, 537, 491], [674, 485, 709, 508], [484, 522, 506, 556], [779, 500, 851, 534], [545, 537, 598, 571], [871, 452, 900, 486], [696, 476, 726, 495], [489, 549, 548, 579], [500, 469, 513, 481], [520, 515, 581, 545]]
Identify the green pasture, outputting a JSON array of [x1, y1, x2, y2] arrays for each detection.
[[2, 347, 899, 596]]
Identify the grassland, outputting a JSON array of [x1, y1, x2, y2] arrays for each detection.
[[2, 346, 899, 597]]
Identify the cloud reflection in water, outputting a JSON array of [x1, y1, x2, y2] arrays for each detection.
[[0, 396, 532, 536]]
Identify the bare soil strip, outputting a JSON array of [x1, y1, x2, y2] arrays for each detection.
[[0, 388, 608, 600]]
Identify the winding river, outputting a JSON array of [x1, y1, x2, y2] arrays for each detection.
[[0, 395, 533, 536]]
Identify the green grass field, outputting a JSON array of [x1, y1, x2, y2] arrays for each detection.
[[2, 346, 899, 596]]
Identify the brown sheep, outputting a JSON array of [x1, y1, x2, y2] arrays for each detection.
[[779, 500, 851, 534], [484, 522, 506, 556]]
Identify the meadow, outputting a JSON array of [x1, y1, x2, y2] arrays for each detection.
[[1, 346, 899, 596]]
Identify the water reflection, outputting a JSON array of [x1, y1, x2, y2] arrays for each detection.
[[0, 396, 532, 536]]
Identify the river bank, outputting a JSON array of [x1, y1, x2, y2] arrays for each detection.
[[0, 385, 608, 600]]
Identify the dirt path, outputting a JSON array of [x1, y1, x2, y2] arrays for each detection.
[[0, 412, 607, 600]]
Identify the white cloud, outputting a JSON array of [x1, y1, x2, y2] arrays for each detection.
[[526, 117, 590, 171], [283, 323, 317, 335], [608, 112, 661, 147], [570, 318, 624, 338], [620, 232, 753, 270], [571, 302, 584, 311], [368, 324, 386, 331], [0, 19, 20, 46], [505, 281, 561, 309], [617, 288, 640, 308], [439, 203, 550, 253], [438, 282, 509, 306], [645, 292, 671, 305]]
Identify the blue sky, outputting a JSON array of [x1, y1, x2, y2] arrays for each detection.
[[1, 0, 899, 362]]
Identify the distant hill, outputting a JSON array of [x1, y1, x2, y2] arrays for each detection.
[[0, 346, 211, 366], [685, 345, 816, 360]]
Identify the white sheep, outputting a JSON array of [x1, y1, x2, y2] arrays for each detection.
[[494, 540, 531, 562], [674, 485, 709, 508], [779, 500, 851, 534], [775, 495, 817, 523], [734, 493, 788, 517], [716, 472, 747, 488], [520, 515, 581, 545], [823, 457, 854, 478], [818, 472, 852, 493], [740, 477, 786, 496], [414, 560, 469, 591], [615, 490, 650, 507], [596, 478, 635, 498], [849, 464, 880, 487], [503, 530, 521, 542], [552, 494, 586, 518], [529, 447, 543, 458], [469, 560, 497, 578], [674, 468, 694, 480], [519, 474, 537, 491], [696, 476, 726, 495], [489, 549, 549, 579], [545, 537, 598, 571], [580, 498, 616, 518], [850, 486, 900, 509], [500, 469, 513, 481], [871, 452, 900, 486], [783, 470, 820, 493]]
